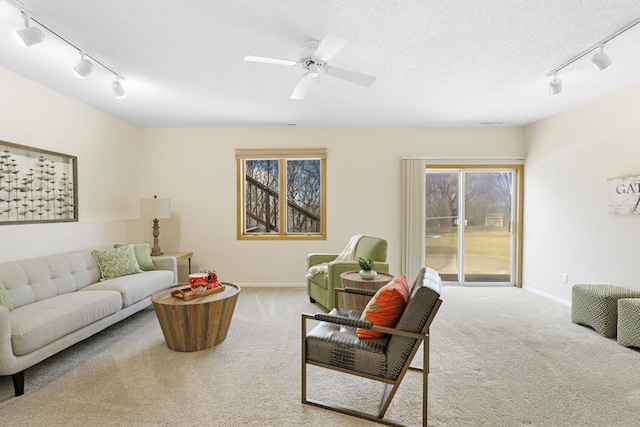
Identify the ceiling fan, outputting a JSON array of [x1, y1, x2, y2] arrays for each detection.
[[244, 31, 376, 100]]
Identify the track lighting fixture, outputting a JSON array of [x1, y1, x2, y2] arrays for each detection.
[[73, 51, 94, 78], [546, 16, 640, 94], [591, 45, 612, 71], [111, 76, 126, 98], [549, 73, 562, 95], [15, 13, 44, 47], [7, 0, 127, 98]]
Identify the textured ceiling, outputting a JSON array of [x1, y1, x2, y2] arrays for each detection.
[[1, 0, 640, 128]]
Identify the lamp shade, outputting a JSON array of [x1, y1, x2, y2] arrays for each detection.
[[140, 197, 171, 219]]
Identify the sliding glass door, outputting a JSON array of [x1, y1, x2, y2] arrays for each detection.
[[425, 167, 520, 285]]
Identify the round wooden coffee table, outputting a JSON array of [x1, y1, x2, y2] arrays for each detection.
[[340, 271, 394, 311], [151, 283, 240, 352]]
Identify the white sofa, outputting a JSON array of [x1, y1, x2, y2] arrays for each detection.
[[0, 247, 177, 396]]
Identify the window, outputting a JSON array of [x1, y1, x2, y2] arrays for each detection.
[[236, 148, 326, 240], [424, 165, 523, 286]]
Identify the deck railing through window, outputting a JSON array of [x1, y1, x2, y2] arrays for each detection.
[[245, 175, 320, 233]]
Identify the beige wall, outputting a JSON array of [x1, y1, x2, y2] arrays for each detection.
[[0, 68, 142, 262], [523, 82, 640, 304], [0, 65, 525, 286], [139, 127, 524, 285], [3, 56, 640, 302]]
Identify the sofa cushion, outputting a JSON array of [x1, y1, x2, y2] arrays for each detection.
[[80, 270, 173, 308], [357, 275, 410, 339], [115, 243, 156, 271], [0, 251, 103, 309], [92, 245, 143, 281], [9, 290, 122, 356]]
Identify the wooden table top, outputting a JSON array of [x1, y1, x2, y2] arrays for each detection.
[[340, 270, 395, 284], [152, 282, 240, 306], [152, 251, 193, 261]]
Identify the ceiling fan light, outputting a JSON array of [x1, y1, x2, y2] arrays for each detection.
[[549, 76, 562, 95], [73, 57, 94, 78], [15, 25, 44, 47], [591, 49, 612, 71], [111, 79, 126, 98]]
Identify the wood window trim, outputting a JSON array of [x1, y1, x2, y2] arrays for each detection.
[[236, 149, 327, 241]]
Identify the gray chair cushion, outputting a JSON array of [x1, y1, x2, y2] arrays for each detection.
[[306, 308, 389, 378]]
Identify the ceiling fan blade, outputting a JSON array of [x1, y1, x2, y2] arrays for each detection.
[[244, 55, 298, 66], [325, 66, 376, 87], [313, 31, 348, 62], [290, 73, 315, 100]]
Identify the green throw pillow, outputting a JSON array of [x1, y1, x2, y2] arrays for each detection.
[[92, 245, 143, 281], [115, 243, 156, 271], [0, 282, 14, 311]]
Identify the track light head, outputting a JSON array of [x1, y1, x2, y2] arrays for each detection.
[[15, 14, 44, 47], [111, 77, 126, 98], [549, 74, 562, 95], [73, 52, 94, 78], [591, 46, 612, 71]]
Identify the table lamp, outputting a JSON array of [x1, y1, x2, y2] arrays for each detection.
[[140, 195, 171, 256]]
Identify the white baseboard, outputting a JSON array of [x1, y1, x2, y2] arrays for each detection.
[[235, 282, 306, 288], [522, 285, 571, 307]]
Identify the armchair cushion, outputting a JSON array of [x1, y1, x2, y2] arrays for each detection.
[[306, 308, 389, 377], [357, 275, 410, 339], [353, 237, 387, 261]]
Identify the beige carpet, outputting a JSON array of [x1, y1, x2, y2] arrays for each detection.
[[1, 286, 640, 426]]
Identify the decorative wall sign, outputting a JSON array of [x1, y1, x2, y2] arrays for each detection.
[[607, 174, 640, 215], [0, 140, 78, 225]]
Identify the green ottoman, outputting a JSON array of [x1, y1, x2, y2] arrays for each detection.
[[571, 284, 640, 338], [617, 299, 640, 348]]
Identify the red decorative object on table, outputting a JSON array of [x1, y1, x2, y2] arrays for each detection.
[[188, 273, 209, 293], [201, 269, 220, 288]]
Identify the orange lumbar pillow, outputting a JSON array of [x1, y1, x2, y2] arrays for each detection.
[[357, 275, 410, 339]]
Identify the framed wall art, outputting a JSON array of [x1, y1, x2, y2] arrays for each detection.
[[0, 140, 78, 225], [607, 174, 640, 215]]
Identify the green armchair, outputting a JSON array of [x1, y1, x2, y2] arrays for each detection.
[[306, 236, 389, 310]]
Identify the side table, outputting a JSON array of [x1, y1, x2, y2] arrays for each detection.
[[151, 283, 240, 352], [340, 271, 395, 311], [153, 251, 193, 274]]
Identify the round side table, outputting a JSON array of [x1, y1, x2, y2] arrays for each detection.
[[340, 271, 394, 311]]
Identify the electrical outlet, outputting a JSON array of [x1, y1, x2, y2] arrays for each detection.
[[562, 274, 568, 284]]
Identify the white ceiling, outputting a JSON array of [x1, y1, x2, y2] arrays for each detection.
[[1, 0, 640, 128]]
